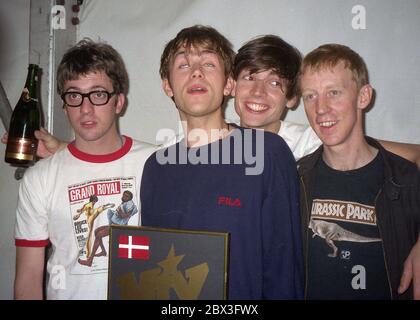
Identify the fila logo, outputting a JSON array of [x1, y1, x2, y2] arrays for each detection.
[[217, 196, 242, 208]]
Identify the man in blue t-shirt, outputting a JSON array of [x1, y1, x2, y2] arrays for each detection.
[[140, 25, 304, 300]]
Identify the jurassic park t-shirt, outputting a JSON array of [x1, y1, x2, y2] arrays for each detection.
[[307, 154, 391, 299]]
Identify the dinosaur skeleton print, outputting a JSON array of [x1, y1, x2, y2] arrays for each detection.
[[306, 155, 390, 299], [309, 199, 381, 258]]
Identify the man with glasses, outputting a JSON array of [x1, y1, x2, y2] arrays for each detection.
[[13, 39, 156, 299], [62, 91, 117, 108]]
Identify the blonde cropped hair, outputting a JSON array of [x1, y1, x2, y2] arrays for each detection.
[[301, 43, 369, 88]]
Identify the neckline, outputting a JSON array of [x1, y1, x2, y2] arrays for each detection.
[[319, 152, 382, 175], [179, 123, 237, 150], [67, 135, 133, 163], [183, 122, 234, 149]]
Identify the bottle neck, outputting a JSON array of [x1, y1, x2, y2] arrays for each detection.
[[24, 64, 39, 101]]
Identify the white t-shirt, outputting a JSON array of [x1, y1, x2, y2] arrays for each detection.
[[15, 137, 156, 300], [278, 121, 321, 160], [159, 120, 321, 161]]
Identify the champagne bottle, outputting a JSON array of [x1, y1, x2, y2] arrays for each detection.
[[5, 64, 41, 166]]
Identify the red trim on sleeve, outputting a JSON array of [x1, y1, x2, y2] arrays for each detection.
[[67, 136, 133, 163], [15, 239, 50, 247]]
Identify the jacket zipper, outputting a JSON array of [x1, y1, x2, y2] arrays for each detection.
[[374, 187, 393, 299]]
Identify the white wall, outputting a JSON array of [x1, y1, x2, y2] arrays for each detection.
[[78, 0, 420, 145], [0, 0, 30, 300]]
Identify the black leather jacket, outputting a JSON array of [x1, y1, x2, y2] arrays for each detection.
[[297, 137, 420, 299]]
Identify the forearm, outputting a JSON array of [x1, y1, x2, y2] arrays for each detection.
[[57, 141, 68, 151], [378, 139, 420, 168], [33, 128, 69, 158], [118, 209, 133, 219], [14, 275, 43, 300], [14, 246, 45, 300]]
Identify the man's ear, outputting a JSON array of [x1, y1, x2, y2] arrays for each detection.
[[357, 84, 373, 110], [115, 93, 126, 115], [162, 78, 174, 98], [223, 76, 234, 96], [285, 96, 299, 109], [230, 79, 237, 97]]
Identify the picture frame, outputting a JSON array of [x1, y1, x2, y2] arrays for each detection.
[[108, 225, 229, 300]]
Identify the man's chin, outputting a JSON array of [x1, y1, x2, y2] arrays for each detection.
[[240, 119, 264, 129]]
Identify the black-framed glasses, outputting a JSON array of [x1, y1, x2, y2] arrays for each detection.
[[61, 90, 116, 107]]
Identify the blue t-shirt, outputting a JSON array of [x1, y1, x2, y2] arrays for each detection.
[[141, 126, 303, 299]]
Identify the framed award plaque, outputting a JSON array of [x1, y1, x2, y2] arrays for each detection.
[[108, 225, 229, 300]]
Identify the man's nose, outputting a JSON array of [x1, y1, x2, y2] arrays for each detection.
[[191, 63, 204, 78], [79, 95, 94, 114], [315, 95, 330, 114], [250, 79, 266, 97]]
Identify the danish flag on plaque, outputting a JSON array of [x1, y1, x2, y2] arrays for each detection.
[[117, 235, 150, 260]]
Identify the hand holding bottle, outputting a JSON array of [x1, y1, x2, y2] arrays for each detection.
[[5, 64, 40, 166], [2, 127, 67, 159]]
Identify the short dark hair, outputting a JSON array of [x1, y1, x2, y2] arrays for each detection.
[[159, 25, 235, 80], [57, 39, 129, 95], [89, 194, 98, 203], [123, 190, 133, 200], [233, 35, 302, 99]]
